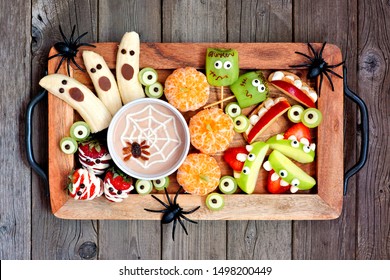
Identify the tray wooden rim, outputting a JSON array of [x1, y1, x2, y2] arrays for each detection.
[[47, 42, 344, 220]]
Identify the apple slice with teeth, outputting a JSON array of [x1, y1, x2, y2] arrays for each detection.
[[245, 98, 291, 143], [271, 80, 316, 108]]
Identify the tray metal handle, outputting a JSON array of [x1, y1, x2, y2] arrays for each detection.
[[343, 66, 369, 195], [26, 88, 49, 196]]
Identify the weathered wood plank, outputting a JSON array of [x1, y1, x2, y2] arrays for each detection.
[[292, 0, 358, 259], [161, 0, 227, 259], [97, 0, 162, 260], [31, 0, 99, 259], [0, 0, 31, 260], [356, 0, 390, 260], [226, 0, 293, 260]]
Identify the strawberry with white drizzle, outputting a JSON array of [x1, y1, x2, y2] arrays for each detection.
[[68, 168, 103, 200], [103, 168, 133, 202], [78, 140, 112, 175]]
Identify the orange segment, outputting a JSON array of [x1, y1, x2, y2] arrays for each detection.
[[164, 67, 209, 112], [177, 153, 221, 195], [189, 108, 234, 154]]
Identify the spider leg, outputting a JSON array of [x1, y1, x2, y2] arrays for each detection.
[[71, 56, 85, 72], [173, 186, 183, 205], [307, 42, 318, 59], [178, 217, 189, 235], [327, 60, 345, 69], [318, 41, 327, 59], [180, 213, 198, 224], [172, 219, 177, 241], [74, 31, 88, 45], [289, 63, 312, 68], [181, 205, 201, 215], [58, 25, 69, 45], [326, 68, 343, 79], [66, 58, 71, 76], [48, 53, 64, 60], [144, 208, 169, 213], [164, 188, 173, 206], [54, 56, 66, 73], [295, 51, 314, 62], [123, 154, 131, 161], [324, 71, 335, 91], [318, 73, 324, 97], [150, 194, 169, 208], [70, 25, 76, 43]]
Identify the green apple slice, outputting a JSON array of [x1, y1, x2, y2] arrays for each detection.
[[266, 135, 315, 163], [60, 137, 78, 154], [135, 179, 153, 195], [233, 115, 250, 133], [206, 193, 225, 211], [145, 82, 163, 98], [287, 104, 304, 123], [225, 102, 241, 118], [139, 67, 158, 86], [70, 121, 91, 141], [218, 176, 237, 194], [268, 150, 316, 190], [302, 108, 322, 128], [152, 177, 169, 190], [235, 142, 269, 194]]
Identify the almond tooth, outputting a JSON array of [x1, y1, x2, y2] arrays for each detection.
[[271, 71, 285, 81], [257, 107, 268, 118], [271, 172, 280, 181], [263, 98, 275, 109], [263, 161, 272, 171], [293, 79, 303, 89], [236, 153, 247, 162], [309, 90, 318, 102], [290, 186, 299, 193], [250, 114, 260, 125]]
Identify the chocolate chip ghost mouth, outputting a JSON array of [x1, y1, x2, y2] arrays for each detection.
[[121, 63, 134, 80], [209, 70, 229, 80]]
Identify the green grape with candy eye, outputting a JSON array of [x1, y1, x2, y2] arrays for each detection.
[[229, 71, 269, 109], [206, 48, 239, 86]]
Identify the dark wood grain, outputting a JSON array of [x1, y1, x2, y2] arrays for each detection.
[[356, 0, 390, 260], [0, 0, 32, 260], [226, 0, 293, 260], [97, 0, 162, 260], [292, 0, 358, 260], [31, 0, 99, 260], [162, 0, 228, 259]]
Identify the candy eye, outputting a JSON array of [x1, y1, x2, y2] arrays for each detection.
[[129, 50, 135, 56], [252, 79, 260, 87], [242, 167, 250, 175], [214, 60, 222, 69], [258, 84, 266, 93], [279, 170, 288, 178], [303, 145, 311, 153], [247, 153, 256, 161], [291, 140, 299, 148], [291, 178, 300, 187], [223, 61, 232, 69], [288, 105, 304, 123]]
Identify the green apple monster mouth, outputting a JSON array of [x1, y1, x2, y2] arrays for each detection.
[[209, 70, 229, 80]]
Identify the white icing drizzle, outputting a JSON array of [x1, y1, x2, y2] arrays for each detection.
[[78, 148, 111, 175], [103, 178, 134, 203], [69, 168, 103, 200], [120, 105, 182, 169]]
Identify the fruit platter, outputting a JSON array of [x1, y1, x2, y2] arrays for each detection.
[[41, 31, 344, 221]]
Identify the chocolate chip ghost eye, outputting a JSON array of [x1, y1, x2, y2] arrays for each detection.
[[121, 49, 126, 54], [129, 50, 135, 56], [62, 80, 67, 85], [90, 68, 96, 73], [59, 88, 64, 93], [96, 64, 102, 70]]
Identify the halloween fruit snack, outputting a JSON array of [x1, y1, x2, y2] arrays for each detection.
[[229, 71, 269, 108], [78, 140, 111, 175], [39, 74, 112, 133], [234, 142, 269, 194], [82, 50, 122, 115], [189, 108, 234, 154], [70, 121, 90, 141], [116, 31, 145, 103], [269, 71, 317, 108], [244, 97, 291, 143], [164, 67, 210, 112], [60, 137, 78, 154], [177, 153, 221, 196], [263, 150, 316, 193], [103, 168, 133, 202], [206, 48, 239, 87], [206, 193, 225, 211], [218, 176, 237, 194], [135, 179, 153, 195], [68, 168, 103, 200]]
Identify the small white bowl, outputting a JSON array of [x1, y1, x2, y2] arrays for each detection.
[[107, 98, 190, 180]]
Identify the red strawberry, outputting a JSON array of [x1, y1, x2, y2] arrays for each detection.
[[266, 170, 290, 194], [68, 168, 103, 200], [223, 146, 249, 171], [103, 168, 133, 202], [78, 140, 112, 175], [283, 123, 311, 142]]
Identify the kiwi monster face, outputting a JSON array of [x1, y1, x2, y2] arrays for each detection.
[[206, 48, 239, 86], [230, 71, 269, 108]]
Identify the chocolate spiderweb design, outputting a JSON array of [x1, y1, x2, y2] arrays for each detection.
[[120, 105, 182, 168]]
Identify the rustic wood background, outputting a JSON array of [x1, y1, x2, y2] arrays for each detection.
[[1, 0, 389, 260]]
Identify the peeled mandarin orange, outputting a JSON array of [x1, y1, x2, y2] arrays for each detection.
[[164, 67, 209, 112], [177, 153, 221, 195], [189, 108, 235, 154]]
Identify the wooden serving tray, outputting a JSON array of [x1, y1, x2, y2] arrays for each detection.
[[48, 42, 343, 220]]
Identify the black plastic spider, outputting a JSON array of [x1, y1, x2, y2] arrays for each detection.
[[290, 42, 344, 96], [144, 186, 200, 241], [48, 25, 95, 76]]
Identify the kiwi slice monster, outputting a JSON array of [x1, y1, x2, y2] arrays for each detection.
[[225, 102, 241, 118], [233, 115, 250, 133], [302, 108, 322, 128], [145, 82, 163, 98], [152, 177, 170, 190], [206, 193, 225, 211], [135, 179, 153, 195], [139, 67, 158, 86], [60, 137, 78, 154], [70, 121, 91, 141], [287, 105, 304, 123], [218, 176, 237, 194]]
